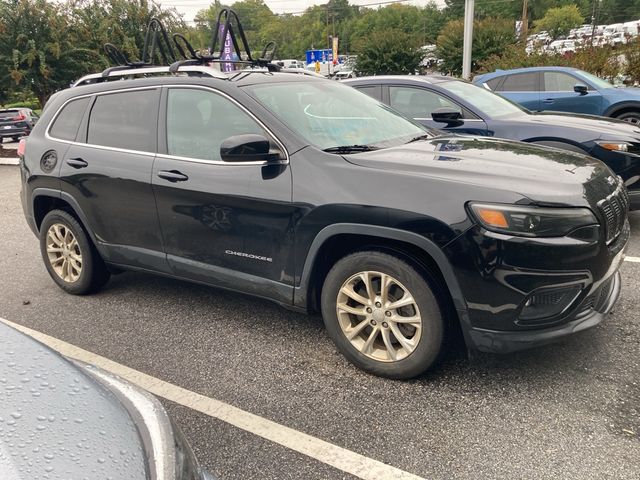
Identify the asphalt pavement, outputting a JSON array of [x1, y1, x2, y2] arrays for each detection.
[[1, 165, 639, 479]]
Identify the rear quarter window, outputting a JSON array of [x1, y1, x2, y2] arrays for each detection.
[[87, 89, 159, 152], [49, 97, 91, 141]]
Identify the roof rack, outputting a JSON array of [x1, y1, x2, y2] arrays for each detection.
[[72, 65, 227, 87], [72, 10, 281, 88]]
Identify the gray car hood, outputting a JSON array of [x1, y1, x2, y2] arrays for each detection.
[[0, 322, 147, 479]]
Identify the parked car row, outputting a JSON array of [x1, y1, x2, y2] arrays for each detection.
[[527, 20, 640, 54]]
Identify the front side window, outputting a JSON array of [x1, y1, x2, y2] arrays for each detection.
[[166, 88, 266, 161], [544, 72, 581, 92], [87, 89, 159, 152], [245, 80, 427, 150], [49, 98, 91, 141], [389, 86, 462, 119], [499, 73, 538, 92]]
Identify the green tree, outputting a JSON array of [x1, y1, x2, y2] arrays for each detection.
[[0, 0, 101, 107], [535, 5, 585, 39], [436, 17, 516, 76], [354, 29, 422, 75]]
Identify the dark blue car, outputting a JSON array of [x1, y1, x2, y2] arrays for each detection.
[[343, 75, 640, 209], [473, 67, 640, 125]]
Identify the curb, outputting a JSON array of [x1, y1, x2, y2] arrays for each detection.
[[0, 158, 19, 165]]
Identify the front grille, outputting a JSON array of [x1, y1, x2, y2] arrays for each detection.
[[577, 276, 615, 317], [598, 180, 629, 244]]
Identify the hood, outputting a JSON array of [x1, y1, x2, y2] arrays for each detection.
[[601, 86, 640, 98], [346, 136, 617, 207], [0, 322, 147, 479], [526, 112, 640, 140]]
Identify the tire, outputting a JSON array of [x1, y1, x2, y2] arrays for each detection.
[[615, 111, 640, 126], [39, 210, 110, 295], [321, 251, 444, 379]]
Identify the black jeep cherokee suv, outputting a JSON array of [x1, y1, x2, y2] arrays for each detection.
[[19, 67, 629, 379]]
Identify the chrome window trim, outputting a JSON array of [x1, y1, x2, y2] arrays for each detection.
[[44, 84, 290, 166]]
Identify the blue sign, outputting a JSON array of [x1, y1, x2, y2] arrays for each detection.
[[306, 49, 333, 65]]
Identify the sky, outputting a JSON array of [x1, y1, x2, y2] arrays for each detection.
[[159, 0, 447, 23]]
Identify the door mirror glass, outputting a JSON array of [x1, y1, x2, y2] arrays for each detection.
[[431, 107, 464, 126], [220, 134, 281, 162], [574, 84, 588, 95]]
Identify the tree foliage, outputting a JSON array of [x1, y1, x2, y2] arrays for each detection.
[[354, 30, 422, 75], [535, 4, 585, 39], [436, 17, 517, 76]]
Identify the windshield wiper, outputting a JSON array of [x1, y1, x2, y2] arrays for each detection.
[[406, 134, 432, 143], [323, 145, 378, 154]]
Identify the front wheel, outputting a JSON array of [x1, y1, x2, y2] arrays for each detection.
[[321, 251, 444, 379], [615, 111, 640, 125], [39, 210, 110, 295]]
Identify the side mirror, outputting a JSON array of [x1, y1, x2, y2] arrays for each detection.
[[574, 84, 588, 95], [220, 134, 281, 163], [431, 107, 464, 127]]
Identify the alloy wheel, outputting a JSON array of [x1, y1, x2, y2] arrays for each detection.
[[46, 223, 82, 283], [336, 271, 422, 362]]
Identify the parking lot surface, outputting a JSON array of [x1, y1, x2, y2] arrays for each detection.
[[1, 165, 639, 479]]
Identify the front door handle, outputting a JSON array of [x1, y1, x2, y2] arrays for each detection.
[[66, 157, 88, 169], [157, 170, 189, 182], [542, 98, 555, 104]]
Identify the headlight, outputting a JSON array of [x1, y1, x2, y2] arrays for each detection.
[[596, 141, 629, 152], [469, 203, 598, 237]]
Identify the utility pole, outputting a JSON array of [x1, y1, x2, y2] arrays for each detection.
[[590, 0, 600, 46], [462, 0, 475, 80], [521, 0, 528, 41]]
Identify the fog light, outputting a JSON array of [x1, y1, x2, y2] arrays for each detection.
[[519, 285, 582, 321]]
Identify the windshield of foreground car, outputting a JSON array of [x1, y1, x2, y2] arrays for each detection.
[[440, 80, 526, 118], [245, 80, 430, 150], [576, 70, 615, 90]]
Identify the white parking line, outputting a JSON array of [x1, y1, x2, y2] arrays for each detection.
[[624, 256, 640, 263], [0, 317, 425, 480]]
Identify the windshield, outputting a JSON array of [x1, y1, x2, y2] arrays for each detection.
[[245, 80, 429, 150], [576, 70, 615, 89], [439, 80, 526, 118]]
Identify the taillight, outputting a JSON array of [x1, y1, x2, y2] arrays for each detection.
[[17, 139, 26, 157], [12, 113, 26, 121]]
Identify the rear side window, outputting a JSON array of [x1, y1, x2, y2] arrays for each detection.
[[87, 89, 159, 152], [49, 98, 90, 141], [484, 77, 502, 91], [498, 73, 538, 92], [355, 85, 382, 101], [166, 88, 265, 161]]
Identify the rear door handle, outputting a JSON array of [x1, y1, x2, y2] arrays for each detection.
[[157, 170, 189, 182], [66, 157, 88, 169]]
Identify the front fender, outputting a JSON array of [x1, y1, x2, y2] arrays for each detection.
[[293, 223, 467, 313]]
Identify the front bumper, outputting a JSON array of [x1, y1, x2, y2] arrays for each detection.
[[465, 269, 621, 353]]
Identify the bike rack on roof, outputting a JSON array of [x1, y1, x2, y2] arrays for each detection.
[[169, 8, 278, 73], [72, 10, 279, 88]]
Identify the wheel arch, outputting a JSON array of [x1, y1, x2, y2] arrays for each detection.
[[603, 101, 640, 118], [32, 189, 99, 247], [294, 224, 467, 316]]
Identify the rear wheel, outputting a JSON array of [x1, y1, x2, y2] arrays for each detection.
[[39, 210, 110, 295], [615, 111, 640, 125], [321, 251, 444, 379]]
